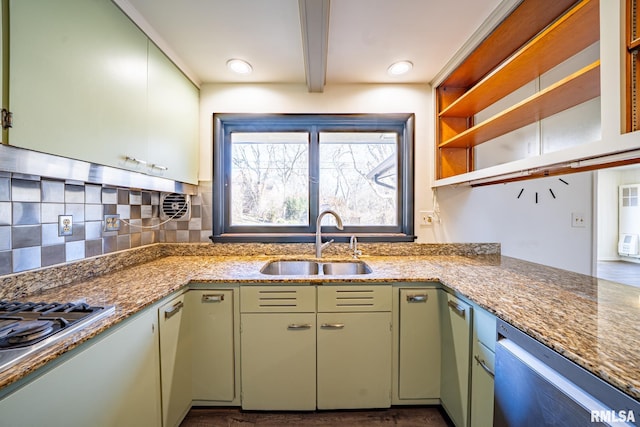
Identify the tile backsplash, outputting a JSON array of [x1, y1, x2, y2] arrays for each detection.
[[0, 173, 212, 275]]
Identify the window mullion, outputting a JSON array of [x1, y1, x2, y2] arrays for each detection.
[[309, 125, 320, 231]]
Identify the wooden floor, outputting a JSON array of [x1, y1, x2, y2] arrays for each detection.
[[596, 260, 640, 287], [180, 406, 453, 427]]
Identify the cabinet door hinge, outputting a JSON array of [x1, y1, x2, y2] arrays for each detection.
[[1, 109, 12, 129]]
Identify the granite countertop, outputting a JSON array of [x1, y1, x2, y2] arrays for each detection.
[[0, 248, 638, 402]]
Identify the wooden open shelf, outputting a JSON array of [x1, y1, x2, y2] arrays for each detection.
[[439, 0, 599, 119], [436, 0, 601, 180], [439, 61, 600, 149], [440, 0, 578, 89]]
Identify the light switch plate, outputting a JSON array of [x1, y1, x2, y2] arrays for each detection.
[[58, 215, 73, 236]]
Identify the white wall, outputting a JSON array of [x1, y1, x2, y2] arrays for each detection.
[[198, 82, 598, 274], [431, 172, 595, 274], [597, 166, 640, 261]]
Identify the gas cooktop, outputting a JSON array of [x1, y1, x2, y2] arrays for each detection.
[[0, 300, 115, 373]]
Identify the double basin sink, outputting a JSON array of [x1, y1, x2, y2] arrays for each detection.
[[260, 259, 372, 276]]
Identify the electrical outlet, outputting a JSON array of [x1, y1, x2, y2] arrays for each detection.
[[571, 212, 586, 228], [104, 214, 121, 232], [419, 210, 435, 226], [58, 215, 73, 236]]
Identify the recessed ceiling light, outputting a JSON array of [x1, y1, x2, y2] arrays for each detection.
[[387, 60, 413, 76], [226, 59, 253, 75]]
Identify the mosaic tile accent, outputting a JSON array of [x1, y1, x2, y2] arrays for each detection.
[[0, 172, 214, 274]]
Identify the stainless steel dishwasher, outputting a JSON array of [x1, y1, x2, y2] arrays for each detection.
[[494, 320, 639, 427]]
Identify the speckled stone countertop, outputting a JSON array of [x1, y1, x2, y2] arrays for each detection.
[[0, 243, 638, 403]]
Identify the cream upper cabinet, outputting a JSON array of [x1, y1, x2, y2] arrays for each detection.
[[8, 0, 148, 169], [147, 43, 199, 184], [7, 0, 199, 184]]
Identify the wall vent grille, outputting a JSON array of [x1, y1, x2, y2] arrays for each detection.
[[160, 193, 191, 221]]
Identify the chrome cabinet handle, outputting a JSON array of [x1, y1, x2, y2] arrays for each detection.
[[407, 294, 428, 302], [474, 354, 495, 378], [287, 324, 312, 330], [164, 301, 184, 319], [320, 323, 345, 329], [202, 294, 224, 302], [447, 300, 466, 318], [150, 164, 168, 171], [125, 156, 147, 166]]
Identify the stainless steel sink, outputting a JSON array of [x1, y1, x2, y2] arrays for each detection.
[[260, 260, 319, 275], [260, 260, 372, 276], [322, 261, 372, 275]]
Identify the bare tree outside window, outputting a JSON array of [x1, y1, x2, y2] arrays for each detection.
[[319, 132, 397, 226], [231, 132, 309, 225], [212, 113, 415, 243]]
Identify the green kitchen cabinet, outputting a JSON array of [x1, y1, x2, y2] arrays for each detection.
[[316, 285, 392, 409], [187, 288, 239, 405], [440, 291, 472, 427], [147, 42, 199, 184], [395, 287, 441, 403], [8, 0, 148, 170], [470, 304, 496, 427], [159, 292, 192, 427], [7, 0, 199, 184], [0, 305, 162, 427], [239, 286, 317, 410]]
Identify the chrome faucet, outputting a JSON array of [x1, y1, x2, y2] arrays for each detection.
[[349, 235, 362, 259], [315, 209, 344, 258]]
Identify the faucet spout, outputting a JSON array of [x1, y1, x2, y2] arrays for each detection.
[[315, 209, 344, 258]]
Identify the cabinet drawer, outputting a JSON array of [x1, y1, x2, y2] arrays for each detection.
[[240, 286, 316, 313], [474, 306, 497, 351], [318, 285, 391, 312]]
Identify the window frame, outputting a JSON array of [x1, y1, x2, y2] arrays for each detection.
[[211, 113, 415, 243]]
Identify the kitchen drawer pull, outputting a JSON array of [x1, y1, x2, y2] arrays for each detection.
[[287, 324, 312, 330], [150, 164, 168, 171], [164, 301, 184, 319], [202, 294, 224, 302], [407, 294, 428, 302], [474, 355, 495, 378], [320, 323, 345, 329], [447, 300, 466, 318]]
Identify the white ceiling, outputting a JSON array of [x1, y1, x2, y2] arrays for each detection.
[[116, 0, 505, 89]]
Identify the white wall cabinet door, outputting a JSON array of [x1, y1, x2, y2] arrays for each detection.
[[159, 293, 192, 427], [0, 307, 161, 427], [188, 289, 237, 404], [440, 291, 472, 427]]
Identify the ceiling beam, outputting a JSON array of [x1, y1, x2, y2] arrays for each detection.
[[299, 0, 330, 92]]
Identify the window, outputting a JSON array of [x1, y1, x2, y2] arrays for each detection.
[[212, 113, 415, 242]]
